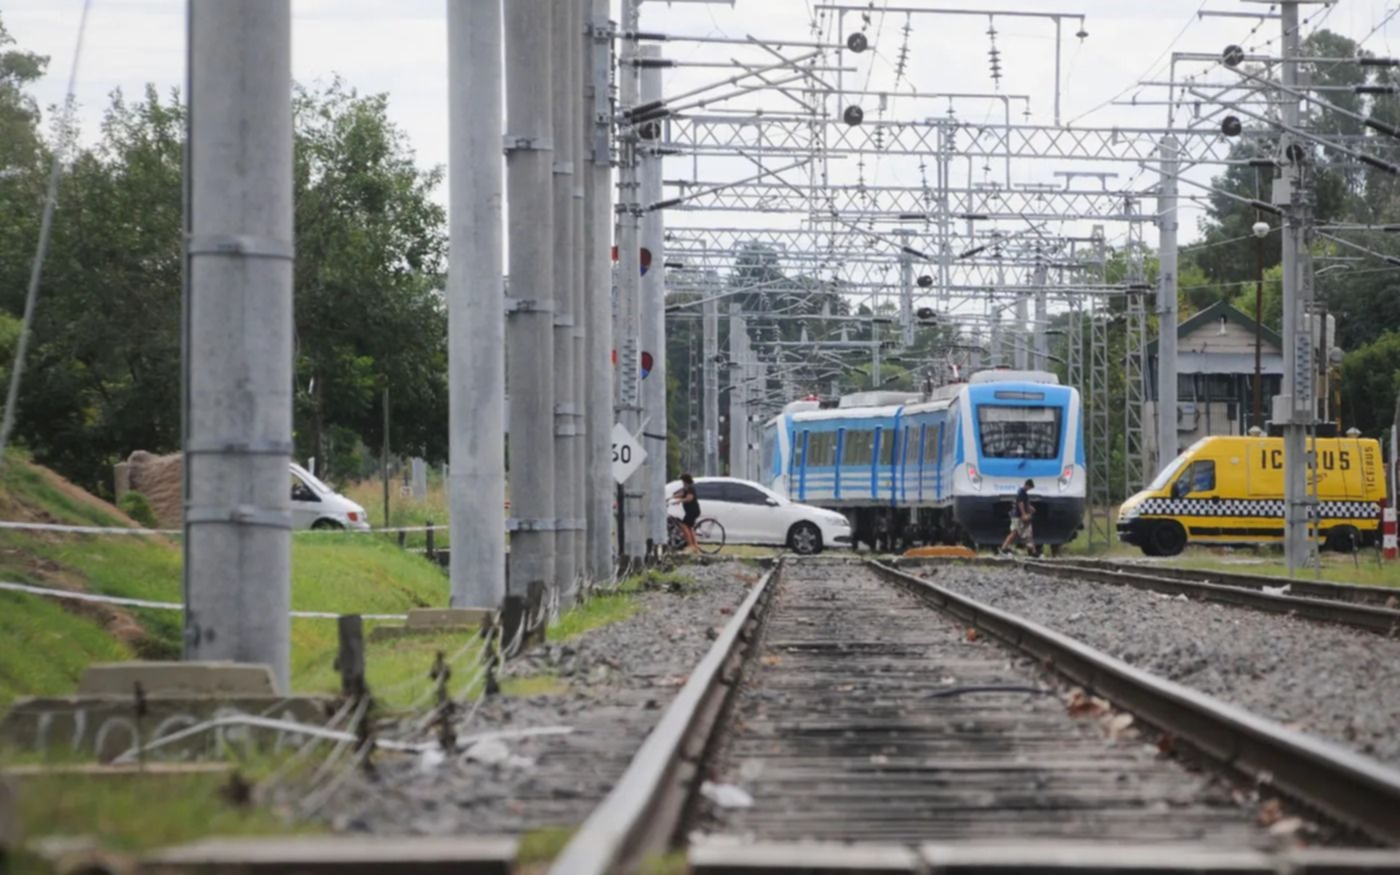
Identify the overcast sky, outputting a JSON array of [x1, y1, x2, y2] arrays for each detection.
[[6, 0, 1400, 254]]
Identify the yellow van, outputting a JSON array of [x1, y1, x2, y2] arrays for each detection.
[[1117, 435, 1384, 556]]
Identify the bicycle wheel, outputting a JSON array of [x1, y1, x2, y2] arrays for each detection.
[[666, 517, 687, 552], [694, 518, 726, 555]]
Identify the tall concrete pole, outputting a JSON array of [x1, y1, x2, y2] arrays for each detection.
[[550, 0, 579, 597], [184, 0, 294, 690], [1032, 265, 1049, 372], [618, 0, 646, 562], [1278, 1, 1316, 576], [703, 292, 720, 476], [583, 0, 614, 581], [505, 0, 556, 605], [572, 1, 590, 583], [1014, 294, 1029, 370], [898, 234, 914, 347], [639, 47, 668, 546], [1155, 134, 1179, 474], [728, 304, 748, 478], [446, 0, 505, 609]]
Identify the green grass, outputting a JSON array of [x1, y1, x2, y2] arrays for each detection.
[[8, 768, 311, 859], [342, 474, 457, 551], [516, 826, 576, 866], [0, 452, 452, 709], [1166, 549, 1400, 588], [547, 591, 641, 642]]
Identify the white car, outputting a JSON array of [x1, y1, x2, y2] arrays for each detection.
[[666, 476, 851, 555], [291, 463, 371, 531]]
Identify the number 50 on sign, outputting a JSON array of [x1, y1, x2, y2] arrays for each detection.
[[611, 422, 647, 484]]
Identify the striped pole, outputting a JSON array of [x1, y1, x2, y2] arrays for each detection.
[[1384, 498, 1397, 561]]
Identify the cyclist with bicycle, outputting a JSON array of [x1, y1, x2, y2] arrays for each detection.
[[668, 473, 701, 554]]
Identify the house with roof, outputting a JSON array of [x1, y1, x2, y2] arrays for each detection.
[[1144, 299, 1283, 463]]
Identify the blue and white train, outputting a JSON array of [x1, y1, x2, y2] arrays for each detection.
[[759, 370, 1086, 550]]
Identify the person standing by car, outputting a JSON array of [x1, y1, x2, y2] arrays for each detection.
[[668, 473, 702, 553], [1000, 478, 1036, 555]]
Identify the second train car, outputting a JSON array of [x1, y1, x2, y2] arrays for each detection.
[[761, 370, 1086, 550]]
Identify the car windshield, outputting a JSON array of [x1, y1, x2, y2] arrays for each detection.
[[977, 405, 1060, 459], [1147, 455, 1189, 491]]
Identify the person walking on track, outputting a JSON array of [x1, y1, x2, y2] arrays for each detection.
[[1000, 478, 1036, 556], [669, 473, 702, 553]]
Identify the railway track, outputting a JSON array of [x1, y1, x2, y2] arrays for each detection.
[[1009, 558, 1400, 637], [550, 557, 1400, 874], [1045, 557, 1400, 608]]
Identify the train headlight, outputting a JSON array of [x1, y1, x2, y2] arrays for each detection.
[[1057, 465, 1074, 493], [966, 464, 983, 491]]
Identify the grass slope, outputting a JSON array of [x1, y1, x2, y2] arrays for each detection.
[[0, 451, 452, 708]]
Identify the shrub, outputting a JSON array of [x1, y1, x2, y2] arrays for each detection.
[[118, 490, 159, 529]]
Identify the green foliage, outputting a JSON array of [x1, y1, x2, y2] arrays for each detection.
[[547, 591, 640, 641], [1340, 330, 1400, 436], [0, 19, 449, 494], [117, 489, 158, 528]]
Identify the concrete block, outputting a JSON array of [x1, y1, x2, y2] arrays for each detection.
[[690, 840, 918, 873], [78, 662, 276, 697], [0, 776, 17, 853], [2, 694, 335, 762], [143, 835, 518, 874], [406, 608, 493, 630], [920, 842, 1272, 873]]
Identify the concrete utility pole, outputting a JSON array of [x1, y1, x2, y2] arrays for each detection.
[[898, 233, 914, 347], [505, 0, 556, 609], [571, 1, 590, 584], [1156, 134, 1179, 474], [1032, 265, 1049, 372], [184, 0, 294, 690], [583, 0, 614, 582], [618, 0, 646, 562], [640, 47, 668, 547], [1277, 1, 1319, 577], [703, 292, 720, 476], [551, 0, 580, 598], [1014, 294, 1029, 370], [728, 304, 748, 478], [446, 0, 505, 609]]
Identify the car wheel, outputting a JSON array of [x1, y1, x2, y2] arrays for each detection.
[[1325, 525, 1359, 553], [1147, 521, 1186, 557], [788, 521, 823, 555], [312, 518, 344, 531]]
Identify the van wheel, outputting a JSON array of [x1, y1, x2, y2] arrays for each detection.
[[1325, 525, 1359, 553], [1147, 521, 1186, 557], [312, 519, 344, 531], [788, 522, 823, 555]]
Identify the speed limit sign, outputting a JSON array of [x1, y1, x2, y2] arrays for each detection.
[[611, 423, 647, 484]]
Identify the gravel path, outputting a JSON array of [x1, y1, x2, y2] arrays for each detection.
[[933, 565, 1400, 767], [324, 559, 762, 836]]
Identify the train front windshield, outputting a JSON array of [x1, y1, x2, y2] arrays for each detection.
[[977, 406, 1061, 459]]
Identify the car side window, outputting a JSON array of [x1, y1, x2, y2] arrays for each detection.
[[694, 482, 724, 502], [1192, 460, 1216, 493], [722, 483, 769, 505]]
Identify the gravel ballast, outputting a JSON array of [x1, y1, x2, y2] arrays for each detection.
[[933, 564, 1400, 766], [324, 559, 762, 836]]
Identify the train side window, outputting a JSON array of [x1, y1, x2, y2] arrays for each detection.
[[843, 430, 873, 465], [877, 429, 895, 465], [923, 424, 938, 463], [791, 433, 805, 472], [809, 432, 836, 466]]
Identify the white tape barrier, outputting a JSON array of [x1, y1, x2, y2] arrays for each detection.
[[0, 520, 444, 537], [0, 580, 408, 620]]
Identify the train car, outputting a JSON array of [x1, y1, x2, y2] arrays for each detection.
[[770, 370, 1085, 550]]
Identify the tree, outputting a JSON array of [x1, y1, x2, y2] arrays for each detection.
[[0, 22, 450, 493], [1340, 331, 1400, 437]]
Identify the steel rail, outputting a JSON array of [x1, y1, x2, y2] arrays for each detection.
[[1048, 557, 1400, 610], [870, 560, 1400, 845], [547, 561, 779, 875]]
